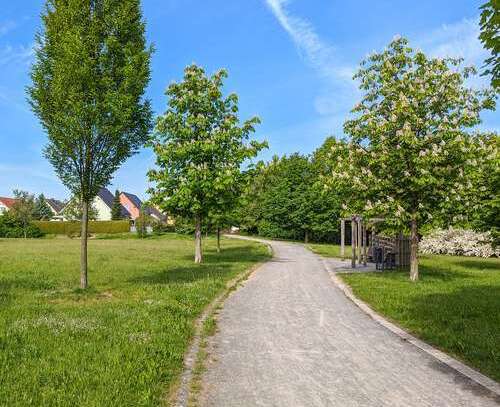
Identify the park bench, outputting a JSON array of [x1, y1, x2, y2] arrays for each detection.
[[374, 247, 396, 270]]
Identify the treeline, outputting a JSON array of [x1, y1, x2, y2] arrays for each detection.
[[236, 138, 341, 243]]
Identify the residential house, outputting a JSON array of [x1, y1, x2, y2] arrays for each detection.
[[46, 198, 66, 220], [92, 188, 130, 221], [0, 197, 17, 215], [120, 191, 167, 223]]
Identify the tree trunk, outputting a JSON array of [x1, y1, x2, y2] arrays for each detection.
[[351, 219, 357, 268], [216, 226, 221, 253], [195, 215, 203, 263], [409, 216, 419, 281], [304, 230, 309, 243], [80, 200, 89, 289]]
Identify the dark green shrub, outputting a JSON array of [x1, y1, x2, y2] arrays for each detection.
[[0, 214, 44, 238], [34, 221, 130, 235]]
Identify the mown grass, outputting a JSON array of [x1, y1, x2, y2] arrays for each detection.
[[0, 234, 269, 406], [307, 243, 352, 258], [309, 244, 500, 381]]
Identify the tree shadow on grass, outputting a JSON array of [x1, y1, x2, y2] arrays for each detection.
[[450, 259, 500, 272], [408, 285, 500, 383], [178, 245, 266, 265], [128, 263, 234, 285]]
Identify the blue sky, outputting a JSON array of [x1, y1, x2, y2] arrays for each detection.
[[0, 0, 497, 200]]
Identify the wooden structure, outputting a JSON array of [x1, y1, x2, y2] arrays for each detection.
[[340, 216, 410, 269]]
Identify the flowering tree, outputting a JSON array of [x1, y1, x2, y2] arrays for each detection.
[[338, 37, 496, 281], [148, 65, 267, 263]]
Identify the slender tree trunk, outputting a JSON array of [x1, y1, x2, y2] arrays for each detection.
[[351, 219, 357, 268], [195, 215, 203, 263], [409, 216, 419, 282], [216, 226, 221, 253], [80, 200, 89, 289], [304, 230, 309, 244]]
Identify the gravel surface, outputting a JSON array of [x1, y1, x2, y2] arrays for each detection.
[[202, 238, 500, 407]]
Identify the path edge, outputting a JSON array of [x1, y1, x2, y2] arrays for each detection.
[[171, 239, 273, 407], [322, 258, 500, 397]]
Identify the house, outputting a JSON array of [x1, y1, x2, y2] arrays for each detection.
[[0, 197, 17, 215], [120, 191, 167, 223], [93, 188, 130, 221], [46, 198, 65, 217]]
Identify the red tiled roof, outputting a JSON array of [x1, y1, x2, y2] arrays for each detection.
[[0, 197, 17, 208]]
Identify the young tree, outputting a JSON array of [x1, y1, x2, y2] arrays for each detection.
[[28, 0, 152, 288], [34, 194, 54, 220], [479, 0, 499, 88], [111, 190, 123, 220], [10, 190, 36, 238], [62, 198, 98, 221], [148, 65, 267, 263], [340, 37, 496, 281]]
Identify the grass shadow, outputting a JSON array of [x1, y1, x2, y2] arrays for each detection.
[[450, 259, 500, 271]]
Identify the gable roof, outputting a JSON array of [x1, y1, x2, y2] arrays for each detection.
[[98, 188, 131, 218], [0, 197, 17, 208], [121, 192, 143, 210], [97, 188, 115, 208], [46, 198, 65, 214]]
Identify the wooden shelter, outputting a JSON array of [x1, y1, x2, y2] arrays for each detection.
[[340, 216, 410, 269]]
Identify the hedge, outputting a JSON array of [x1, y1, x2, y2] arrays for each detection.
[[34, 221, 130, 235]]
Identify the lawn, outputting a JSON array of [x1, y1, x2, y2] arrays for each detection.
[[0, 234, 269, 406], [307, 243, 351, 259], [308, 244, 500, 381]]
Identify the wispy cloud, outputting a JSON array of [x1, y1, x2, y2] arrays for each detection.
[[264, 0, 358, 120], [418, 17, 487, 66], [0, 20, 17, 37], [265, 0, 353, 83], [0, 43, 34, 67]]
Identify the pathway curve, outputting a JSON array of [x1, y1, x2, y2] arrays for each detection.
[[201, 238, 499, 407]]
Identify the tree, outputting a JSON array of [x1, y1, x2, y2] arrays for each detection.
[[34, 194, 54, 220], [28, 0, 152, 288], [148, 65, 267, 263], [10, 190, 36, 238], [479, 1, 499, 88], [111, 190, 123, 220], [62, 198, 98, 221], [339, 37, 496, 281]]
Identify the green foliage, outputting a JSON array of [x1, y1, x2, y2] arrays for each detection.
[[0, 235, 269, 405], [148, 64, 267, 223], [62, 198, 98, 221], [337, 37, 496, 233], [28, 0, 153, 203], [111, 190, 123, 220], [34, 220, 130, 235], [0, 214, 44, 238], [479, 0, 500, 88], [237, 139, 343, 243], [33, 194, 54, 220], [135, 210, 152, 238], [9, 190, 37, 238]]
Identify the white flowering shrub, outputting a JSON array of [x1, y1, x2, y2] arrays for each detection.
[[420, 228, 499, 258]]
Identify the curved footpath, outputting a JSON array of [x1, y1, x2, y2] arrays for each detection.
[[200, 237, 499, 407]]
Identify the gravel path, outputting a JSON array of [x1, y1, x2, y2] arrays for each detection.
[[202, 238, 499, 407]]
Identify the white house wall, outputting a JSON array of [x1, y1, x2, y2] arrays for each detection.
[[0, 203, 8, 214], [93, 196, 112, 221]]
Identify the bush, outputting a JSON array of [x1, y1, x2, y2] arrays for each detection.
[[0, 214, 44, 238], [420, 228, 499, 258], [34, 221, 130, 235]]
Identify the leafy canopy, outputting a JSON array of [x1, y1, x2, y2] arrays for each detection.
[[28, 0, 153, 202], [148, 64, 267, 220], [335, 37, 496, 231], [479, 0, 499, 88]]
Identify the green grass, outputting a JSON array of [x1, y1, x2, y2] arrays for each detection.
[[309, 244, 500, 381], [0, 234, 269, 406], [307, 243, 351, 258]]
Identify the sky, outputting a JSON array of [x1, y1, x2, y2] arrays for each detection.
[[0, 0, 497, 200]]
